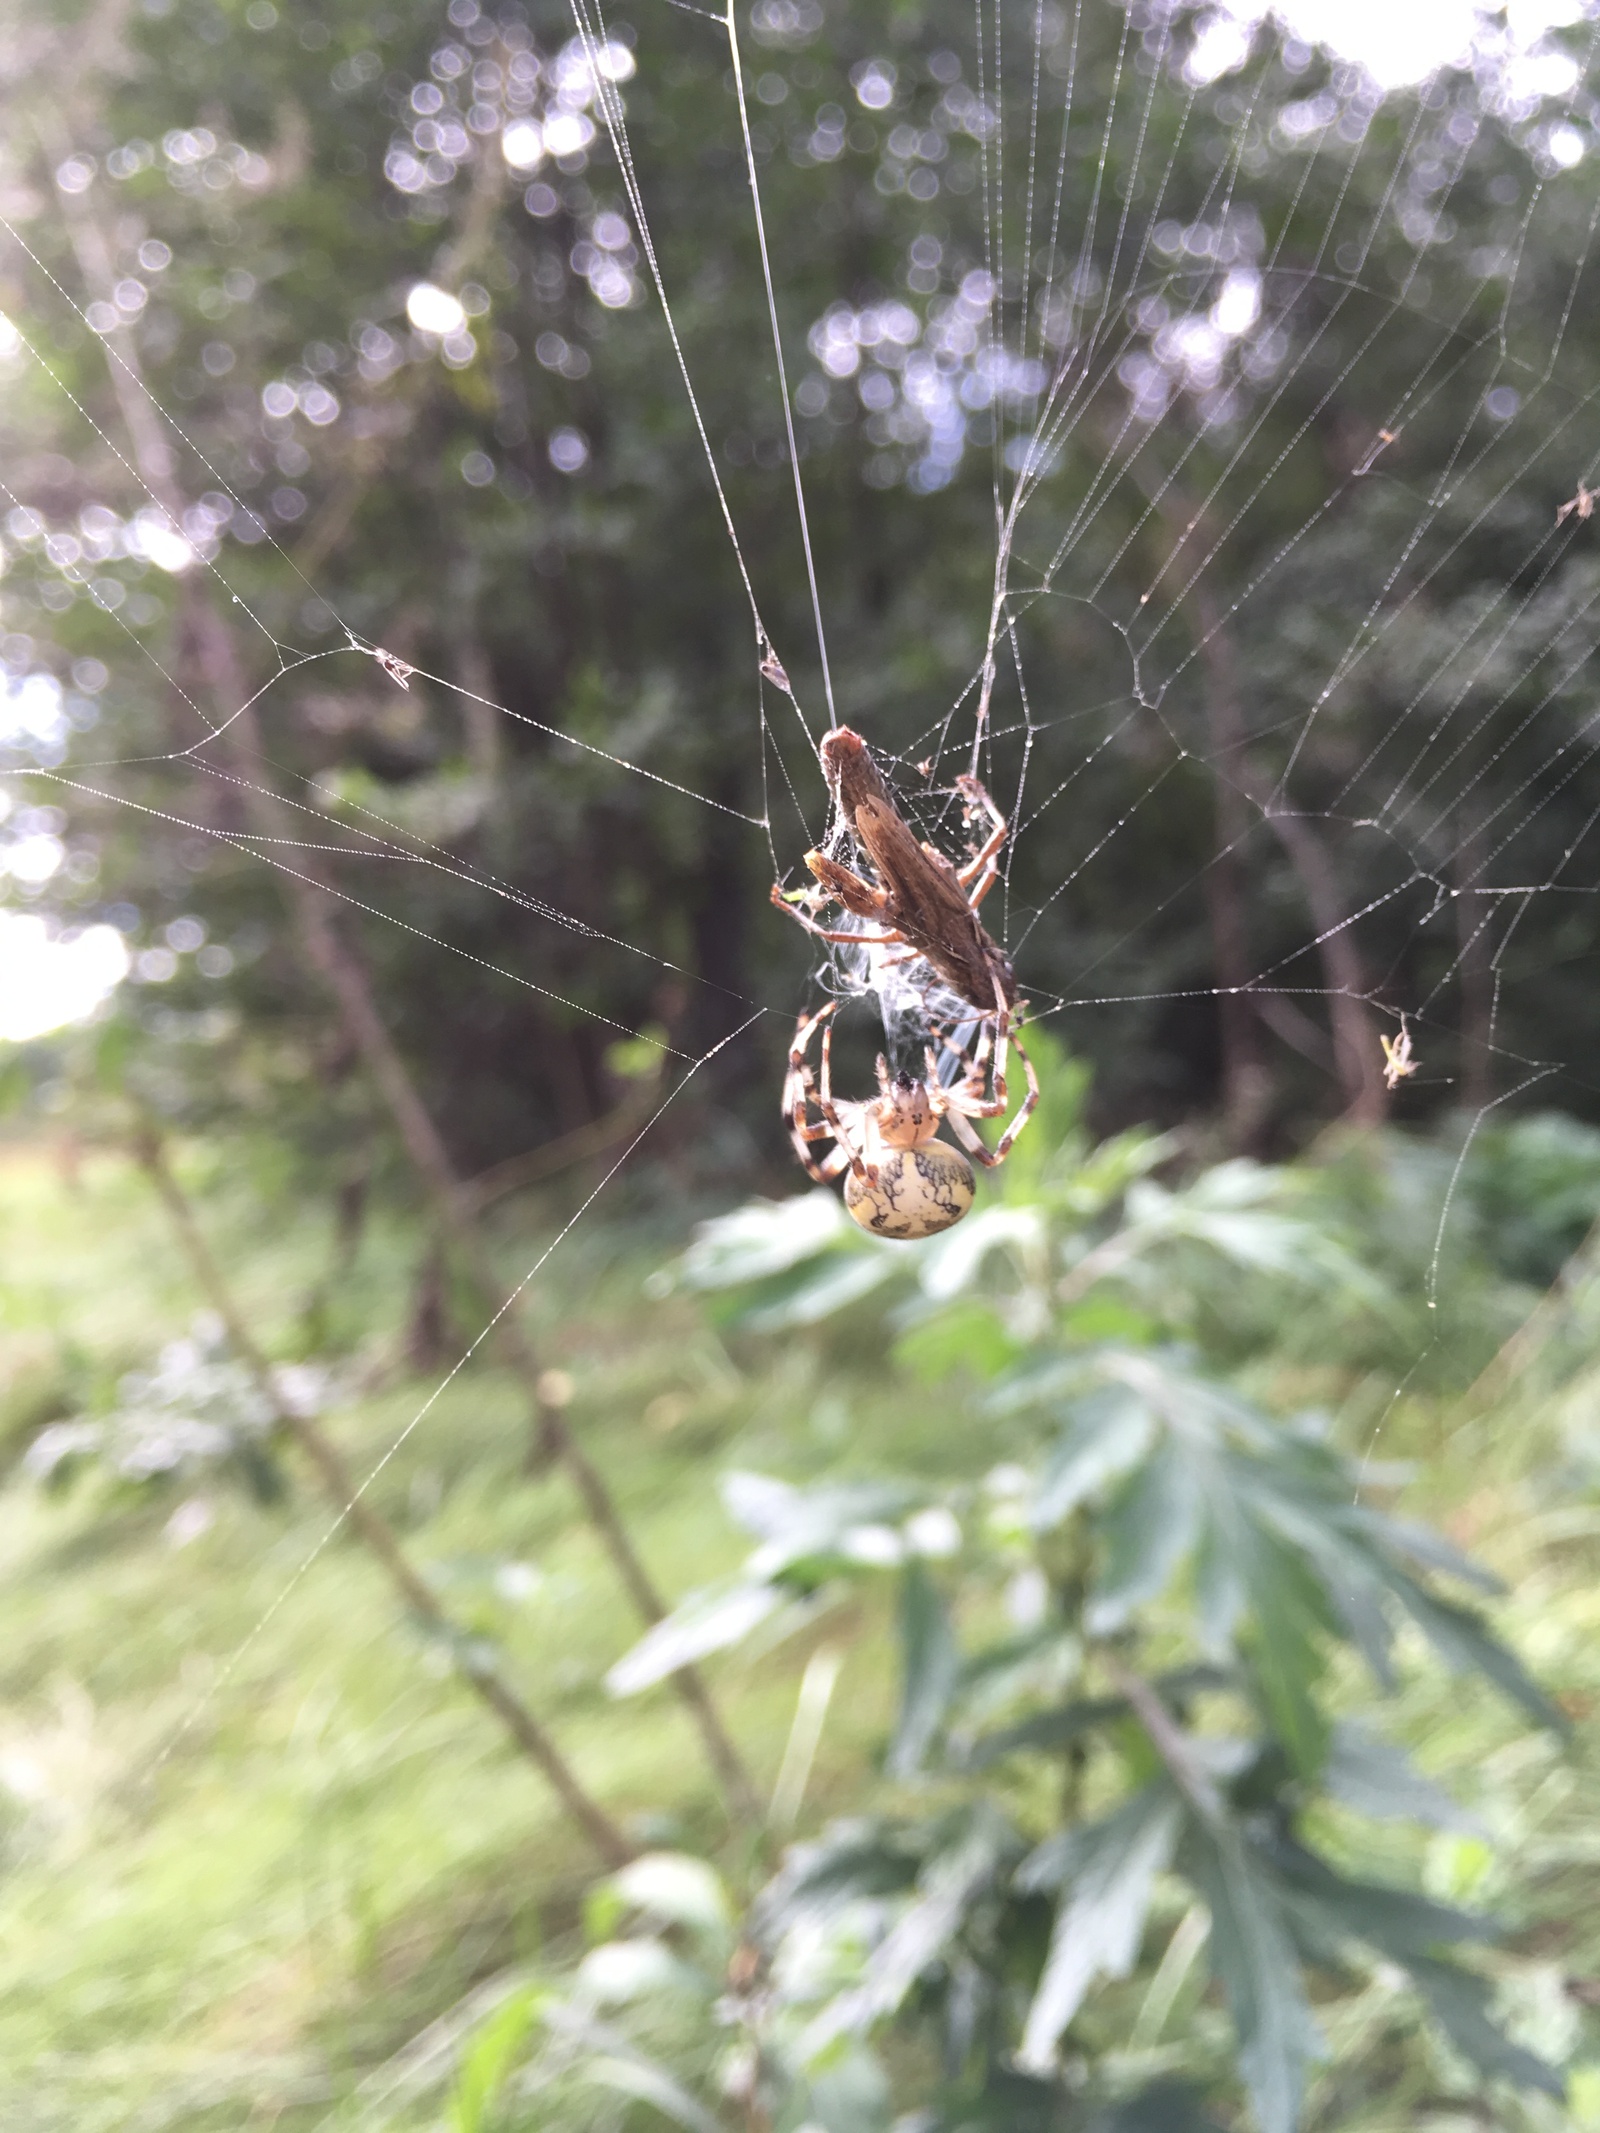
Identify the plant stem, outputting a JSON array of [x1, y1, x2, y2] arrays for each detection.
[[48, 125, 758, 1830], [1101, 1655, 1224, 1825], [133, 1128, 636, 1869]]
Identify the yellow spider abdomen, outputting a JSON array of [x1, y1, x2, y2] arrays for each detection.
[[844, 1140, 976, 1239]]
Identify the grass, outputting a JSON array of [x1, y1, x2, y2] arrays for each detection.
[[0, 1132, 1597, 2130]]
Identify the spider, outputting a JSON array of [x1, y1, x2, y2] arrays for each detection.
[[1380, 1020, 1419, 1091], [784, 998, 1039, 1239]]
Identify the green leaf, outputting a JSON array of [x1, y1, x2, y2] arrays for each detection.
[[1267, 1834, 1492, 1960], [1386, 1569, 1567, 1732], [966, 1667, 1230, 1771], [741, 1250, 902, 1330], [1086, 1442, 1202, 1633], [1322, 1723, 1483, 1834], [1407, 1956, 1566, 2096], [1237, 1526, 1331, 1778], [1363, 1511, 1503, 1593], [448, 1984, 544, 2133], [604, 1580, 782, 1696], [676, 1191, 853, 1287], [888, 1560, 960, 1778], [915, 1205, 1046, 1300], [964, 1693, 1129, 1770], [1193, 1520, 1248, 1653], [580, 2051, 722, 2130], [893, 1297, 1021, 1383], [801, 1806, 1019, 2055], [605, 1853, 732, 1955], [1188, 1827, 1322, 2133], [1016, 1785, 1185, 2068], [1091, 2083, 1227, 2133], [1032, 1385, 1157, 1530], [754, 1819, 923, 1941], [1058, 1292, 1164, 1346]]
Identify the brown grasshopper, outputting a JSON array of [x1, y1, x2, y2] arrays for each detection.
[[770, 725, 1018, 1020]]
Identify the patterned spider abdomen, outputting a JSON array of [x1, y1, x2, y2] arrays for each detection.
[[844, 1140, 975, 1239]]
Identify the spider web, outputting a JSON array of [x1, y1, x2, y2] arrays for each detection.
[[2, 0, 1599, 1824]]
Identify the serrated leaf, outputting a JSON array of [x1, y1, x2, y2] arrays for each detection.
[[1407, 1955, 1566, 2096], [733, 1478, 919, 1576], [1267, 1833, 1492, 1960], [964, 1693, 1129, 1770], [752, 1819, 923, 1942], [1386, 1568, 1566, 1732], [1086, 1442, 1201, 1634], [604, 1580, 781, 1696], [1323, 1724, 1483, 1834], [923, 2064, 1072, 2132], [888, 1560, 960, 1778], [1193, 1521, 1248, 1654], [1189, 1827, 1322, 2133], [1324, 1571, 1398, 1690], [967, 1666, 1231, 1773], [1032, 1386, 1157, 1530], [1017, 1785, 1184, 2068], [1361, 1511, 1502, 1593], [1237, 1525, 1331, 1778], [801, 1806, 1019, 2055]]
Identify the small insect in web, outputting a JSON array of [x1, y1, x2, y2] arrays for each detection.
[[372, 646, 414, 691], [1354, 426, 1400, 476], [784, 999, 1037, 1239], [772, 726, 1038, 1232], [758, 639, 791, 692], [1556, 481, 1596, 526], [1380, 1020, 1420, 1091]]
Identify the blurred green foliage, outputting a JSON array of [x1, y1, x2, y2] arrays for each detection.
[[2, 1041, 1598, 2127]]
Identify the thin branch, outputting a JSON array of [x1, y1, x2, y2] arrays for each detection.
[[132, 1127, 636, 1869], [46, 130, 758, 1828]]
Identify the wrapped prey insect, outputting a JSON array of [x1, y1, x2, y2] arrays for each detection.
[[772, 725, 1019, 1020]]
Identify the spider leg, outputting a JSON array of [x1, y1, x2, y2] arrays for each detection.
[[965, 856, 1001, 911], [942, 1074, 1008, 1122], [985, 1027, 1039, 1164], [770, 884, 906, 950], [936, 1021, 1039, 1163], [785, 1003, 855, 1182], [817, 1015, 871, 1182], [942, 1101, 1001, 1169], [954, 776, 1008, 888]]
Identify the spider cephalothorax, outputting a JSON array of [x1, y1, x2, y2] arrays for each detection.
[[784, 999, 1038, 1239]]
